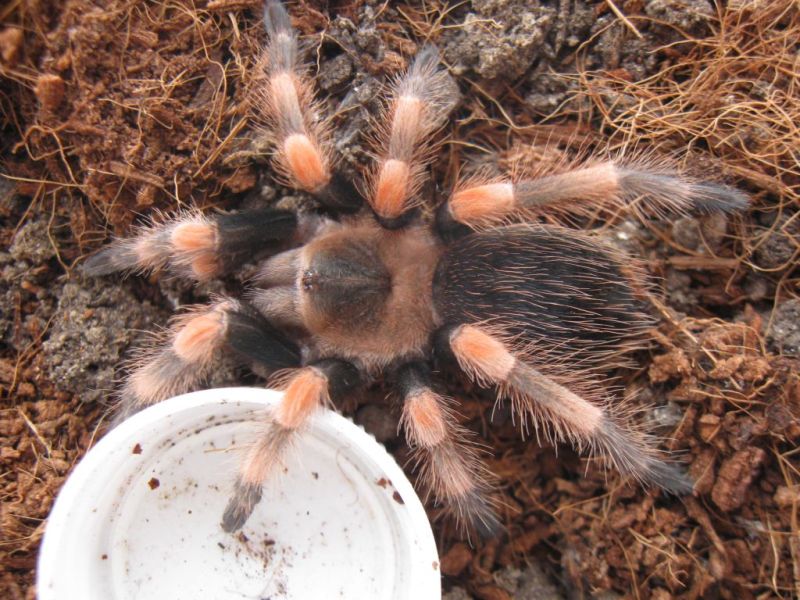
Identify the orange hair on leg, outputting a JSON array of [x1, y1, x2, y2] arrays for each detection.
[[368, 46, 454, 220], [118, 301, 233, 412], [448, 182, 516, 227], [274, 367, 330, 429], [282, 133, 329, 192], [249, 2, 334, 195], [222, 361, 344, 533], [398, 364, 500, 536], [447, 324, 691, 494], [373, 159, 412, 219], [444, 155, 748, 228], [171, 310, 226, 364], [449, 325, 516, 384]]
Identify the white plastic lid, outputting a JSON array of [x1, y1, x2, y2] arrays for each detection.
[[38, 387, 440, 599]]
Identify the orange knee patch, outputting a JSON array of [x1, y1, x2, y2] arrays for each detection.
[[450, 325, 516, 383], [283, 133, 329, 192], [449, 182, 515, 225], [373, 159, 410, 218], [275, 368, 328, 429], [171, 221, 216, 253], [405, 390, 448, 448], [172, 311, 224, 364], [190, 253, 219, 281], [170, 221, 219, 280]]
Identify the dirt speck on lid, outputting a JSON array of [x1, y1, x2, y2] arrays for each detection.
[[147, 477, 160, 490], [132, 443, 142, 454], [376, 477, 390, 488], [392, 491, 404, 505]]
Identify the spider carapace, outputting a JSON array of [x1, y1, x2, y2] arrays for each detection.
[[84, 0, 748, 536]]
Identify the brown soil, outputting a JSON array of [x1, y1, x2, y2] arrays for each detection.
[[2, 1, 798, 598]]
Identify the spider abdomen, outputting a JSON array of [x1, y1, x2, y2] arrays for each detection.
[[433, 224, 654, 367]]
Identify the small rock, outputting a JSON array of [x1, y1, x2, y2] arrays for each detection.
[[774, 485, 800, 507], [753, 216, 797, 269], [743, 274, 770, 302], [440, 542, 473, 577], [355, 403, 398, 444], [494, 563, 564, 599], [444, 0, 555, 80], [664, 269, 698, 311], [645, 0, 714, 33], [317, 53, 353, 92], [443, 587, 473, 600], [9, 217, 57, 264], [35, 73, 66, 111], [671, 216, 702, 250], [649, 401, 684, 431], [767, 299, 800, 356], [607, 219, 649, 256], [711, 447, 767, 512], [40, 279, 164, 403]]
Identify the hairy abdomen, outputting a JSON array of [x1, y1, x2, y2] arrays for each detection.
[[433, 225, 654, 368]]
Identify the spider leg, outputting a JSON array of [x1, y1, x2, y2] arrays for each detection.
[[437, 157, 749, 236], [257, 0, 360, 213], [118, 299, 300, 418], [81, 207, 298, 281], [222, 358, 362, 532], [367, 46, 454, 228], [249, 286, 301, 328], [396, 361, 500, 538], [434, 324, 693, 494]]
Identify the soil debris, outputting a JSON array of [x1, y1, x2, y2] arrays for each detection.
[[711, 447, 767, 512], [444, 0, 555, 80], [40, 279, 163, 404], [768, 298, 800, 357], [1, 0, 798, 598]]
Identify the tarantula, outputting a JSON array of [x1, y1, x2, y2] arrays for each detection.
[[83, 0, 747, 536]]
